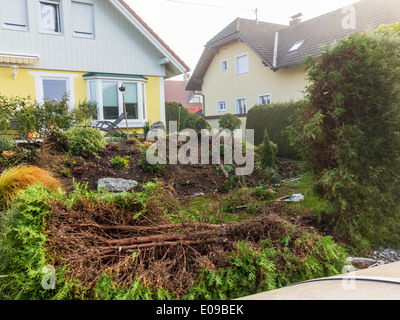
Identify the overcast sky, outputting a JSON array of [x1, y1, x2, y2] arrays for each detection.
[[125, 0, 358, 79]]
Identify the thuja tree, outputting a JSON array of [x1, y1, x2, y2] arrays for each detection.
[[290, 27, 400, 251]]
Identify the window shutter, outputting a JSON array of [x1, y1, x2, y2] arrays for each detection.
[[235, 54, 249, 75], [1, 0, 28, 28], [72, 1, 94, 36]]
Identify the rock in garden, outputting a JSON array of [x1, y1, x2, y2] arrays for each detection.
[[146, 121, 166, 141], [98, 178, 138, 192], [150, 121, 166, 131]]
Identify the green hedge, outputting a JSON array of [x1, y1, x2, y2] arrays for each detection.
[[246, 101, 305, 159]]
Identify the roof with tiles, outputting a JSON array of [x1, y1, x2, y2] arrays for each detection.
[[186, 0, 400, 91], [277, 0, 400, 68]]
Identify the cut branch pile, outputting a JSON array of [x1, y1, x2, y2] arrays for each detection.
[[46, 198, 292, 296]]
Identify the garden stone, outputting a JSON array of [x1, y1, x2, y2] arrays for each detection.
[[150, 121, 166, 131], [98, 178, 138, 192], [147, 121, 166, 141]]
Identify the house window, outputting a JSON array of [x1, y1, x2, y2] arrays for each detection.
[[123, 82, 138, 120], [101, 82, 139, 120], [43, 79, 68, 102], [40, 0, 62, 33], [102, 82, 119, 120], [221, 60, 228, 73], [1, 0, 28, 31], [29, 71, 78, 107], [236, 98, 247, 114], [258, 94, 271, 105], [72, 1, 95, 38], [235, 53, 248, 75], [218, 100, 227, 112], [191, 96, 201, 103], [87, 78, 147, 125]]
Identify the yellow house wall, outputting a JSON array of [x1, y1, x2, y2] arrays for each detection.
[[0, 66, 37, 100], [0, 66, 87, 105], [202, 41, 309, 119], [0, 67, 163, 129], [145, 76, 162, 125]]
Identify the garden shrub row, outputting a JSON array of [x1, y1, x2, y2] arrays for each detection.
[[246, 101, 305, 160], [0, 94, 97, 140]]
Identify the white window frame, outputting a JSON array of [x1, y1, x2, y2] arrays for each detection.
[[1, 0, 29, 31], [217, 100, 227, 113], [258, 94, 272, 105], [221, 59, 228, 73], [236, 97, 247, 114], [29, 71, 78, 108], [39, 0, 63, 35], [235, 53, 249, 76], [71, 1, 95, 39], [86, 77, 148, 128]]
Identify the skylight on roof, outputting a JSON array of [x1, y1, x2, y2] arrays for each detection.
[[289, 40, 305, 52]]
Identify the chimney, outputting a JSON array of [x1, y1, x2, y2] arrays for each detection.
[[289, 13, 302, 28]]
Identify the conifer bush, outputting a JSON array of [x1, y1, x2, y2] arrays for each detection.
[[260, 130, 275, 169], [289, 27, 400, 251]]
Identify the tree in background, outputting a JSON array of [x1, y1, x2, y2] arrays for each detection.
[[218, 113, 242, 133]]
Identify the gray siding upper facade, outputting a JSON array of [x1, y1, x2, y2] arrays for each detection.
[[0, 0, 179, 77]]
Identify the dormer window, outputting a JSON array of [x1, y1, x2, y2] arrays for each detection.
[[288, 40, 305, 52]]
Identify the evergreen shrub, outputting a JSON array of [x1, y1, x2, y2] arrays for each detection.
[[61, 127, 107, 157], [289, 27, 400, 251], [218, 113, 242, 132]]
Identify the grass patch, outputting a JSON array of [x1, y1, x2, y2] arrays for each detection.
[[277, 172, 333, 219]]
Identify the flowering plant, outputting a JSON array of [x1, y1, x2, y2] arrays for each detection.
[[110, 155, 130, 170]]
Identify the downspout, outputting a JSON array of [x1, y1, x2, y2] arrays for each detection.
[[273, 31, 279, 69], [198, 93, 205, 117]]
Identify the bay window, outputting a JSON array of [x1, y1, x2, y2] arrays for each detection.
[[86, 74, 147, 127]]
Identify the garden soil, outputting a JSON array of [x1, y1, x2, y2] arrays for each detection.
[[1, 136, 309, 297], [23, 135, 301, 198]]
